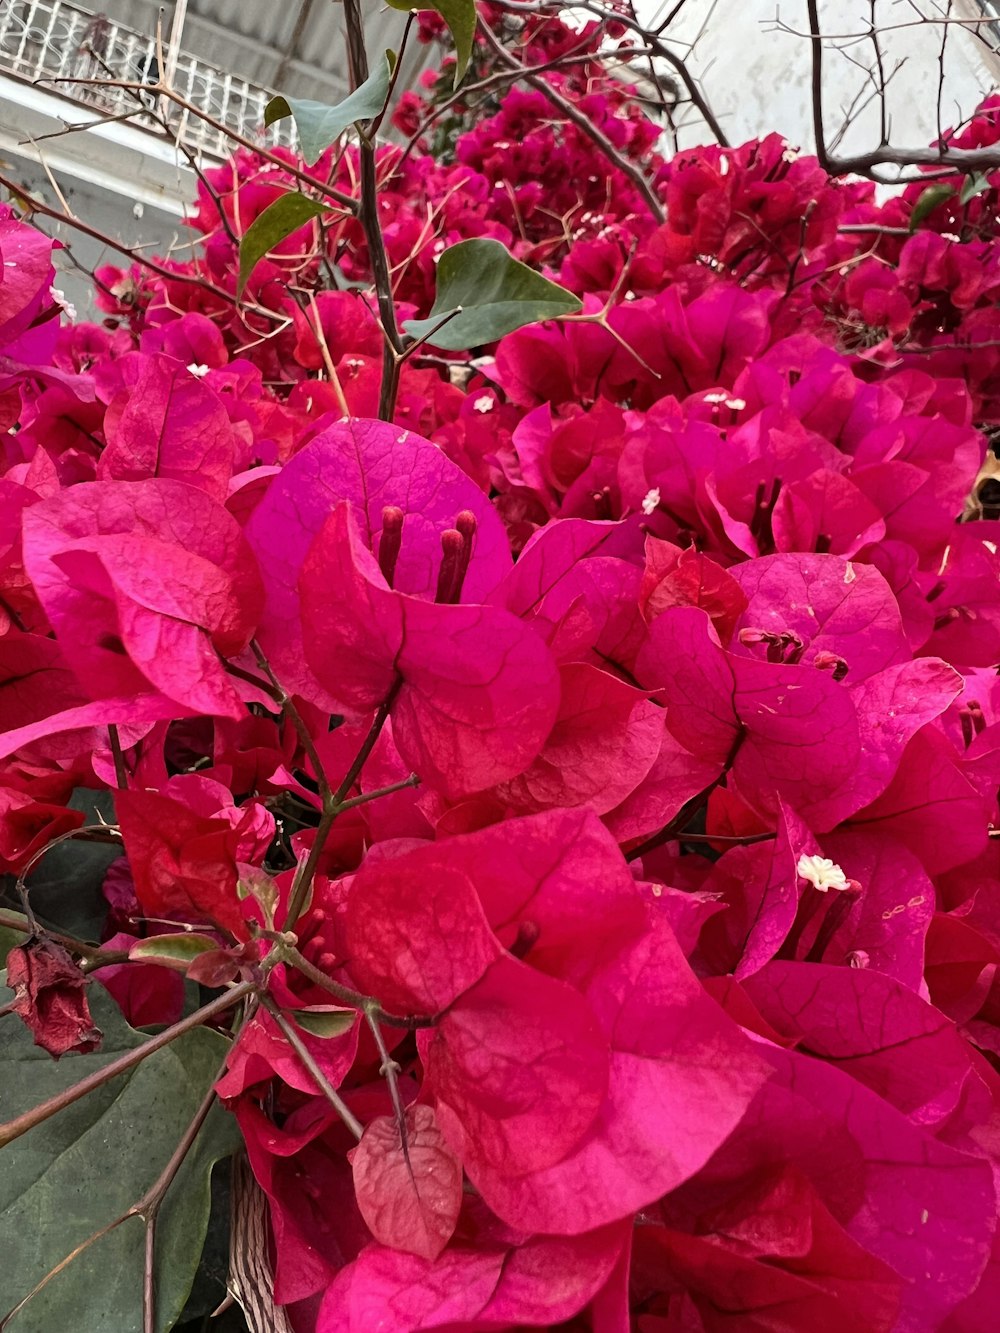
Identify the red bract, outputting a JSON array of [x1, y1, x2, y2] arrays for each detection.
[[349, 1104, 462, 1262], [115, 775, 274, 937], [247, 418, 513, 707], [97, 353, 238, 500], [21, 478, 263, 718], [300, 504, 559, 796]]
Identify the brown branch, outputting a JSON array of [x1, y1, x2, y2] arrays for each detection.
[[805, 0, 1000, 180], [342, 0, 405, 422], [261, 996, 363, 1139], [35, 74, 357, 214], [485, 0, 730, 147], [477, 15, 665, 223], [0, 981, 254, 1151], [108, 725, 129, 790], [0, 172, 271, 318]]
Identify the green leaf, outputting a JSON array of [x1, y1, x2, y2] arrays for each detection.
[[236, 867, 279, 930], [8, 789, 121, 941], [386, 0, 476, 86], [129, 933, 219, 971], [0, 985, 239, 1332], [402, 238, 583, 351], [237, 191, 330, 296], [291, 1006, 358, 1038], [959, 171, 990, 205], [909, 183, 955, 230], [265, 50, 397, 164], [0, 914, 25, 967]]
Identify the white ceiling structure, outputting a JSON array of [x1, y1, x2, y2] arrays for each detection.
[[99, 0, 435, 104]]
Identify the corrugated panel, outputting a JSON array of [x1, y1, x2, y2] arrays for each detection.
[[100, 0, 433, 100], [184, 0, 433, 94]]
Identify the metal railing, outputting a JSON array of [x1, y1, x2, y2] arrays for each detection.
[[0, 0, 296, 159]]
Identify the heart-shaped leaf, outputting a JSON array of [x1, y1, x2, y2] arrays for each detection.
[[0, 985, 238, 1332], [959, 171, 990, 205], [265, 51, 397, 164], [237, 192, 330, 296], [386, 0, 476, 85], [402, 238, 582, 351], [909, 183, 955, 230]]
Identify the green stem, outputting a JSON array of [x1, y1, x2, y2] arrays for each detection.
[[260, 935, 435, 1030]]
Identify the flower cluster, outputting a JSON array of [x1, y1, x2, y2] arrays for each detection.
[[3, 8, 1000, 1331]]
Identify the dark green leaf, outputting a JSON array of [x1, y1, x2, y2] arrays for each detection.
[[291, 1006, 358, 1038], [237, 192, 330, 296], [386, 0, 476, 85], [909, 183, 955, 230], [0, 985, 239, 1332], [265, 51, 397, 163], [402, 238, 582, 351], [4, 790, 121, 941], [959, 171, 990, 205]]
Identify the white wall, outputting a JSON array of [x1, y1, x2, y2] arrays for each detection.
[[640, 0, 1000, 155]]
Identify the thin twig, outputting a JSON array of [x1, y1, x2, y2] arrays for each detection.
[[265, 937, 436, 1030], [478, 16, 665, 222], [342, 0, 405, 422], [108, 725, 129, 790], [0, 982, 255, 1151], [364, 1005, 411, 1171], [261, 996, 363, 1139]]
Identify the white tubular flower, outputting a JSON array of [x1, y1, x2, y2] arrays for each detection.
[[796, 853, 850, 893], [641, 487, 661, 516]]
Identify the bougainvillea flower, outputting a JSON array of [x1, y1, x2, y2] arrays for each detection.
[[115, 774, 274, 937], [340, 811, 767, 1235], [636, 1166, 902, 1332], [247, 419, 512, 706], [493, 516, 645, 668], [638, 603, 962, 828], [21, 478, 263, 717], [490, 662, 662, 814], [698, 800, 819, 978], [743, 960, 986, 1131], [0, 207, 57, 364], [8, 23, 1000, 1332], [97, 353, 238, 500], [349, 1104, 463, 1262], [669, 1043, 996, 1329], [318, 1214, 631, 1333], [639, 536, 747, 642], [300, 503, 559, 796], [0, 784, 84, 872], [728, 552, 910, 680]]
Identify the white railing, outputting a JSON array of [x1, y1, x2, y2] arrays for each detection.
[[0, 0, 296, 160]]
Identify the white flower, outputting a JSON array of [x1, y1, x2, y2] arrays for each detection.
[[187, 363, 209, 377], [641, 487, 661, 516], [703, 390, 744, 410], [49, 287, 77, 320], [473, 394, 494, 414], [796, 853, 850, 893]]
